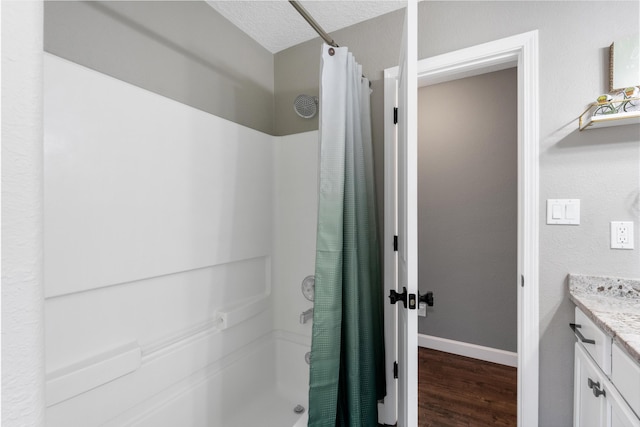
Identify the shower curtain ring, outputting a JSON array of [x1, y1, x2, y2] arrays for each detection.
[[328, 47, 335, 56]]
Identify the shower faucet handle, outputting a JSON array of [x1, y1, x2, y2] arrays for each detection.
[[300, 308, 314, 324]]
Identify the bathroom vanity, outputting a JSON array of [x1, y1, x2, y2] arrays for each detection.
[[569, 275, 640, 427]]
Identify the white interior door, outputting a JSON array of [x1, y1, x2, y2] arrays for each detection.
[[396, 1, 418, 426], [385, 28, 540, 427]]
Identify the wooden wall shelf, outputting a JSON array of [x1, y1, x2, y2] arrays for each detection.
[[579, 98, 640, 131]]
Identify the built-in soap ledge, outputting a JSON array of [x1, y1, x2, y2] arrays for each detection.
[[46, 341, 141, 407]]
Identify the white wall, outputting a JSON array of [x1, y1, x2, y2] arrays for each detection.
[[1, 2, 46, 425], [44, 54, 276, 425]]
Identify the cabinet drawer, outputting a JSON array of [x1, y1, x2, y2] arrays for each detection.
[[612, 343, 640, 418], [574, 307, 612, 375]]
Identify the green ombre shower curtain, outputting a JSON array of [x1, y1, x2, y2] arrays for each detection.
[[308, 44, 386, 427]]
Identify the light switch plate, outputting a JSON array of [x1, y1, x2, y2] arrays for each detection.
[[611, 221, 634, 249], [547, 199, 580, 225]]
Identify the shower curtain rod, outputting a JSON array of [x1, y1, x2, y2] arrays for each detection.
[[289, 1, 339, 48], [288, 0, 371, 86]]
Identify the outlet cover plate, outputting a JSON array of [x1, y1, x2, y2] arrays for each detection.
[[611, 221, 634, 249]]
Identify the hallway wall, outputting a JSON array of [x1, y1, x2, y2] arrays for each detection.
[[417, 68, 518, 353]]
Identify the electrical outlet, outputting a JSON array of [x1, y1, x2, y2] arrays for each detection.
[[611, 221, 634, 249]]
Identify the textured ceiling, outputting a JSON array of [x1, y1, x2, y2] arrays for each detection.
[[205, 1, 405, 53]]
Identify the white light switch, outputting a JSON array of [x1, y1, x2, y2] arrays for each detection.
[[565, 203, 578, 220], [546, 199, 580, 225]]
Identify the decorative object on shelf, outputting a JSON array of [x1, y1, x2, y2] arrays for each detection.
[[594, 94, 615, 116], [593, 87, 640, 116], [580, 86, 640, 130], [610, 33, 639, 91], [622, 86, 640, 112], [581, 34, 640, 130]]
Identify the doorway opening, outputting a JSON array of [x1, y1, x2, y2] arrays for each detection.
[[417, 66, 518, 424], [381, 31, 539, 427]]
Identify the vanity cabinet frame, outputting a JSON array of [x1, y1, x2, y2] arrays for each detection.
[[572, 307, 640, 427]]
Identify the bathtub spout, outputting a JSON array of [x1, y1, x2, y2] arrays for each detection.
[[300, 308, 313, 324]]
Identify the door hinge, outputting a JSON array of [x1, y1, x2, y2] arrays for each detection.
[[393, 235, 398, 251], [393, 361, 398, 379], [393, 107, 398, 124]]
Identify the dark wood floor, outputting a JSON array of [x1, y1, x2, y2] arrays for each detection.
[[418, 348, 517, 427]]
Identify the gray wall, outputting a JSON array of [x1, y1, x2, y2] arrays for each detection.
[[44, 1, 275, 134], [418, 68, 518, 352], [274, 2, 640, 425]]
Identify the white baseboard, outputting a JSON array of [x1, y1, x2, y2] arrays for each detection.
[[418, 334, 518, 367]]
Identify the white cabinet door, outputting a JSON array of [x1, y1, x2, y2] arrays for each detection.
[[612, 343, 640, 418], [575, 343, 608, 427], [608, 380, 640, 427]]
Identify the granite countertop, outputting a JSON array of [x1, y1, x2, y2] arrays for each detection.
[[568, 274, 640, 364]]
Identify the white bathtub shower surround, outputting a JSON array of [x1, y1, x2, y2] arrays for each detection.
[[101, 331, 310, 427], [44, 53, 273, 298], [44, 53, 318, 426], [45, 256, 270, 379], [272, 131, 319, 336]]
